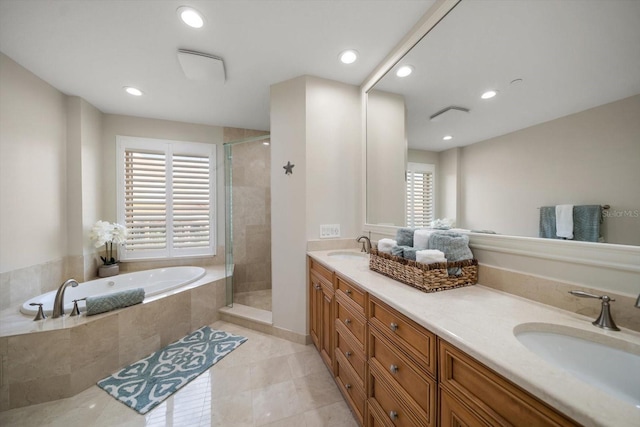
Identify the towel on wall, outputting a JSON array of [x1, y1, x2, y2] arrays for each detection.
[[86, 288, 145, 316], [395, 227, 415, 247], [377, 238, 397, 254], [573, 205, 602, 242], [539, 206, 556, 239], [555, 204, 574, 239], [413, 229, 434, 250]]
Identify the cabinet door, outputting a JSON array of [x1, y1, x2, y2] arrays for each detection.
[[320, 283, 334, 370], [309, 273, 323, 351], [440, 388, 492, 427]]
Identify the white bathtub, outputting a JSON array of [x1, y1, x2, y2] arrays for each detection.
[[21, 266, 206, 316]]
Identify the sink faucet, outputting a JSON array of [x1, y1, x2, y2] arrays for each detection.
[[52, 279, 79, 318], [356, 235, 371, 253], [569, 290, 620, 331]]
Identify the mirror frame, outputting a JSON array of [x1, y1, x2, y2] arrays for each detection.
[[360, 0, 640, 277]]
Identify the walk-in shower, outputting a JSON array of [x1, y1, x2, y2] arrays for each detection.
[[224, 134, 272, 311]]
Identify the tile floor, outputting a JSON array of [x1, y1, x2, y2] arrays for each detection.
[[0, 321, 358, 427], [233, 289, 272, 311]]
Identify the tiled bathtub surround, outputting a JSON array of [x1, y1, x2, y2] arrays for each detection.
[[478, 264, 640, 332], [0, 266, 227, 411]]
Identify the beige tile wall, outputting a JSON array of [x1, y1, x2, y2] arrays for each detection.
[[0, 277, 226, 411], [478, 264, 640, 332], [224, 128, 271, 295]]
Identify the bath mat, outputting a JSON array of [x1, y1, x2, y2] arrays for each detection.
[[97, 326, 247, 414]]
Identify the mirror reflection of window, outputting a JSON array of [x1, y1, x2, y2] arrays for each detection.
[[406, 162, 435, 228]]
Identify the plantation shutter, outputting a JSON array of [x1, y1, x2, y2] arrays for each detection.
[[406, 163, 435, 228], [117, 136, 216, 260]]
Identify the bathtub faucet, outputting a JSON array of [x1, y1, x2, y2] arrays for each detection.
[[52, 279, 79, 318]]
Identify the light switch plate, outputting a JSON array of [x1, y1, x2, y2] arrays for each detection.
[[320, 224, 341, 238]]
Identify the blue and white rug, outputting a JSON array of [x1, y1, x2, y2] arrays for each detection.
[[97, 326, 247, 414]]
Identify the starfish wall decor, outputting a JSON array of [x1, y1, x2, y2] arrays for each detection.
[[283, 161, 295, 175]]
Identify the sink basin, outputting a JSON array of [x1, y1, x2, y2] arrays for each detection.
[[327, 251, 368, 260], [514, 323, 640, 407]]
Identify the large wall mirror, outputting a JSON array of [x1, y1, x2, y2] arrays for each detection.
[[366, 0, 640, 247]]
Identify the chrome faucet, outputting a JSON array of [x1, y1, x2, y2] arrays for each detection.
[[356, 235, 372, 253], [52, 279, 79, 318], [569, 290, 620, 331]]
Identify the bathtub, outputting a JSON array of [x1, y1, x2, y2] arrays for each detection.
[[21, 266, 206, 316]]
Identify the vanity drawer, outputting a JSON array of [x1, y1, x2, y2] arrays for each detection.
[[336, 296, 366, 350], [309, 258, 333, 285], [336, 274, 366, 313], [367, 399, 395, 427], [369, 326, 436, 419], [368, 296, 436, 376], [336, 323, 366, 384], [369, 361, 429, 427], [336, 354, 366, 425], [438, 339, 579, 427]]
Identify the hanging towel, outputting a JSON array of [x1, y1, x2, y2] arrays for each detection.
[[414, 229, 434, 250], [395, 227, 415, 247], [86, 288, 145, 316], [555, 205, 574, 239], [416, 249, 446, 265], [539, 206, 557, 239], [377, 238, 397, 254], [573, 205, 602, 242]]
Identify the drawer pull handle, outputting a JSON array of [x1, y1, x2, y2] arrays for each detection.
[[389, 364, 399, 374], [345, 318, 352, 325], [346, 351, 352, 358], [314, 284, 321, 290], [345, 383, 352, 390], [346, 289, 352, 295], [390, 322, 399, 332], [389, 411, 398, 421]]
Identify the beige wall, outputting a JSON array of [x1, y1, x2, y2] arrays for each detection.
[[438, 147, 460, 222], [460, 95, 640, 245], [0, 53, 68, 273], [366, 89, 406, 226]]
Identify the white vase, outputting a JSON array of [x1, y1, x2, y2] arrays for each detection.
[[98, 263, 119, 278]]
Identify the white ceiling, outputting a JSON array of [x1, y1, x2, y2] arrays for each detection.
[[374, 0, 640, 152], [0, 0, 435, 131]]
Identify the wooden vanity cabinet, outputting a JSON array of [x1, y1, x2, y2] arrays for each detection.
[[308, 258, 335, 372]]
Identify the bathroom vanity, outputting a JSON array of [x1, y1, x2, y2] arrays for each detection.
[[307, 251, 640, 427]]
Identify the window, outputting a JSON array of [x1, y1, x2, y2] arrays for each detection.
[[116, 136, 216, 260], [406, 162, 435, 228]]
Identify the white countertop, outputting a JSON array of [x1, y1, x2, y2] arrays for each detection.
[[308, 250, 640, 427]]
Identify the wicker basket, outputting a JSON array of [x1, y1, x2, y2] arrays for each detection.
[[369, 248, 478, 293]]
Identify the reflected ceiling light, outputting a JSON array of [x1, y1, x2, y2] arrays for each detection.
[[396, 65, 413, 77], [177, 6, 205, 28], [443, 135, 453, 141], [262, 141, 270, 146], [339, 50, 358, 64], [481, 90, 498, 99], [123, 86, 143, 96]]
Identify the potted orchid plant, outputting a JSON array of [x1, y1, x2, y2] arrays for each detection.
[[90, 220, 127, 277]]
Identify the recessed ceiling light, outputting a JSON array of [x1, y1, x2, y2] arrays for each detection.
[[339, 50, 358, 64], [481, 90, 498, 99], [396, 65, 413, 78], [177, 6, 204, 28], [443, 135, 453, 141], [124, 86, 143, 96], [262, 141, 270, 146]]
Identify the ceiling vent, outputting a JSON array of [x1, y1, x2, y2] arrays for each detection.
[[429, 106, 470, 122], [177, 49, 226, 82]]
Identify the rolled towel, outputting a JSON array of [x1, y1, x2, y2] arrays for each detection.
[[395, 227, 415, 247], [391, 245, 405, 257], [86, 288, 145, 316], [377, 238, 397, 254], [555, 204, 574, 239], [403, 247, 418, 261], [428, 232, 473, 276], [414, 229, 434, 250], [416, 249, 446, 265]]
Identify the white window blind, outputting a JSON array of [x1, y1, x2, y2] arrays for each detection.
[[117, 136, 216, 260], [406, 162, 435, 228]]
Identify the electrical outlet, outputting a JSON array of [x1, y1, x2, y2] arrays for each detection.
[[320, 224, 341, 238]]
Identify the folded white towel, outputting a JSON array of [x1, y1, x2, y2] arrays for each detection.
[[416, 249, 446, 265], [556, 204, 574, 239], [414, 229, 434, 250], [377, 238, 397, 254]]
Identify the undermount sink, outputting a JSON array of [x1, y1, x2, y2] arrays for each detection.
[[327, 251, 368, 260], [514, 323, 640, 407]]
